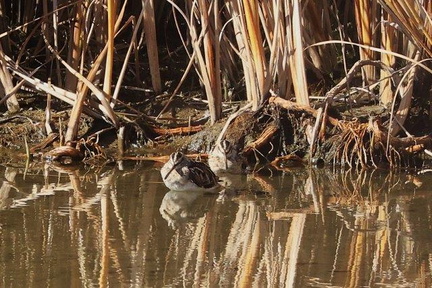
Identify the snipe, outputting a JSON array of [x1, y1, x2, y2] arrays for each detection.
[[208, 140, 245, 174], [161, 152, 219, 191]]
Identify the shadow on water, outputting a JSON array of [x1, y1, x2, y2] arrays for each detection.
[[0, 162, 431, 287]]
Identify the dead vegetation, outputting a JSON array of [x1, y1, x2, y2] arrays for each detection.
[[0, 1, 432, 169]]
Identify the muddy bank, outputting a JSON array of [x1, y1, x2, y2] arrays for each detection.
[[2, 92, 432, 171]]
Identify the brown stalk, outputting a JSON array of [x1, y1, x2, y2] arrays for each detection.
[[64, 0, 129, 142], [0, 42, 19, 113], [142, 0, 162, 94], [226, 1, 257, 105], [42, 0, 61, 87], [242, 124, 278, 155], [103, 0, 116, 98], [151, 125, 203, 135], [354, 0, 377, 84], [380, 0, 432, 56], [21, 0, 36, 34], [243, 0, 266, 109], [188, 0, 222, 124], [65, 1, 84, 91], [302, 1, 336, 74], [288, 0, 309, 106], [264, 1, 289, 96], [165, 0, 222, 124], [52, 0, 61, 86], [199, 0, 222, 123], [112, 15, 142, 106], [388, 51, 420, 137], [379, 11, 397, 105]]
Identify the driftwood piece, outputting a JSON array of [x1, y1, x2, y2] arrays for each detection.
[[370, 119, 432, 150], [268, 95, 340, 126]]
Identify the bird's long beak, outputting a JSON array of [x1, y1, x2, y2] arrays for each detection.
[[164, 161, 180, 180]]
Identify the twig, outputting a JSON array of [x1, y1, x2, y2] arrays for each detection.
[[309, 107, 323, 161], [120, 153, 209, 162]]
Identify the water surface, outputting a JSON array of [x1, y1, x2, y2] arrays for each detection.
[[0, 162, 431, 287]]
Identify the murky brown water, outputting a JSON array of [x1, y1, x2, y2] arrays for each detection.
[[0, 161, 431, 287]]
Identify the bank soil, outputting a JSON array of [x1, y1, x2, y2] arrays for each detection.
[[1, 91, 432, 170]]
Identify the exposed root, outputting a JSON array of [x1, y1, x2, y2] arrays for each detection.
[[243, 124, 279, 155], [244, 94, 432, 169]]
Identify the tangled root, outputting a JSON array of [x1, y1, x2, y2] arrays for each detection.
[[326, 119, 406, 168]]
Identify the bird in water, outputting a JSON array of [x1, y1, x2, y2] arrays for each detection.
[[161, 152, 220, 191], [208, 140, 245, 174]]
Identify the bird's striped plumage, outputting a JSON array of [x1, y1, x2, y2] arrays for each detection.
[[208, 140, 244, 174], [161, 152, 219, 191]]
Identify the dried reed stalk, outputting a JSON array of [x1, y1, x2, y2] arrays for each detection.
[[197, 0, 222, 123], [243, 0, 266, 109], [0, 43, 19, 113], [64, 0, 129, 142], [103, 0, 117, 98], [379, 11, 396, 105], [112, 14, 144, 106], [287, 0, 309, 105], [389, 51, 420, 136], [379, 0, 432, 56], [65, 1, 84, 91], [142, 0, 162, 94], [354, 0, 377, 85], [302, 1, 336, 74], [226, 1, 257, 105], [168, 0, 222, 124]]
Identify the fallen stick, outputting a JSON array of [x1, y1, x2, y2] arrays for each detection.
[[120, 153, 209, 162], [268, 95, 340, 126]]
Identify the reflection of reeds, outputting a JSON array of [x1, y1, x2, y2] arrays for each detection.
[[0, 166, 431, 286]]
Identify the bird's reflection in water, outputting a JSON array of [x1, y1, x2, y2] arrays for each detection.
[[159, 172, 272, 228], [159, 190, 208, 229]]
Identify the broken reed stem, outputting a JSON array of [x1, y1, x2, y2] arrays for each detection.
[[243, 0, 266, 109], [309, 107, 323, 160], [199, 0, 222, 123], [142, 0, 162, 94], [45, 78, 53, 135], [379, 11, 396, 105], [354, 0, 376, 84], [0, 42, 20, 113], [289, 0, 309, 106], [117, 125, 125, 157], [112, 13, 143, 107], [103, 0, 116, 98], [65, 1, 83, 91], [388, 51, 420, 137]]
